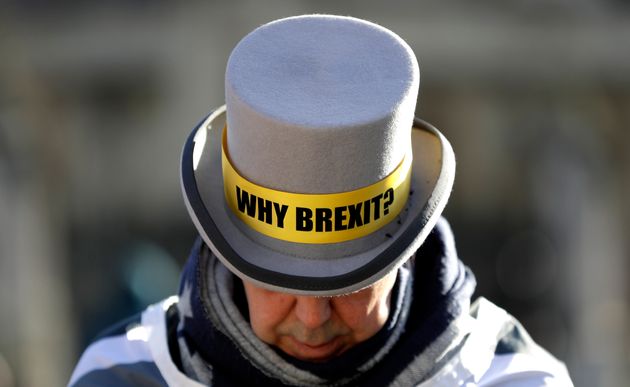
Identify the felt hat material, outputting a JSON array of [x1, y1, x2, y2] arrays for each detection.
[[180, 15, 456, 295], [225, 15, 418, 194]]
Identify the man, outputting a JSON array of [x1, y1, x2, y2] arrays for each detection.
[[69, 15, 573, 386]]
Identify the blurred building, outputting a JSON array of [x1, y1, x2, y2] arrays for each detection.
[[1, 1, 629, 386]]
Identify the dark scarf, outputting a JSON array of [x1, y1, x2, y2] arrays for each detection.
[[174, 218, 476, 386]]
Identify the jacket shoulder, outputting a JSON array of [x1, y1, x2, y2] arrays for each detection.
[[472, 298, 574, 386], [416, 298, 573, 386], [68, 298, 182, 387]]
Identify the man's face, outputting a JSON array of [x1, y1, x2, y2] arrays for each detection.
[[242, 271, 397, 362]]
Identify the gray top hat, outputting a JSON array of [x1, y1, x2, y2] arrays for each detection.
[[181, 15, 455, 296]]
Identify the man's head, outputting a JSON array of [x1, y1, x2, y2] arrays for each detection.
[[242, 270, 398, 362]]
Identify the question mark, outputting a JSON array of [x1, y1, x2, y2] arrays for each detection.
[[383, 188, 394, 215]]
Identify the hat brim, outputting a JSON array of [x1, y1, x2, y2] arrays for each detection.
[[181, 106, 455, 296]]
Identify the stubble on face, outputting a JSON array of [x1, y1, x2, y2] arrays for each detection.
[[242, 271, 397, 362]]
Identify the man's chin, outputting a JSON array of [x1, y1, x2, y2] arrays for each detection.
[[282, 336, 348, 363]]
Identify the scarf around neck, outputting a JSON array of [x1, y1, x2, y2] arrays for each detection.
[[174, 217, 476, 386]]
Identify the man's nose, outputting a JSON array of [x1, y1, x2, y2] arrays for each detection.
[[294, 296, 332, 329]]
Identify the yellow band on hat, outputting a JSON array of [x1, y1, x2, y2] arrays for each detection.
[[222, 127, 412, 244]]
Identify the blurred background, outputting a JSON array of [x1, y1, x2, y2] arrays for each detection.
[[1, 1, 629, 386]]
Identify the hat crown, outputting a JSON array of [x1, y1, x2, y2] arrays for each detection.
[[225, 15, 419, 193]]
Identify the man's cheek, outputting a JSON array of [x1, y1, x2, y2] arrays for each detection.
[[250, 318, 277, 344]]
